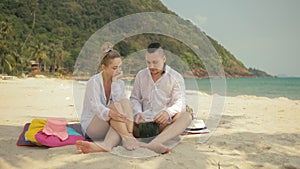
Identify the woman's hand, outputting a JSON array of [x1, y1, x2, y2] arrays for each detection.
[[108, 109, 126, 122], [154, 111, 170, 125], [112, 70, 123, 82], [134, 113, 145, 124]]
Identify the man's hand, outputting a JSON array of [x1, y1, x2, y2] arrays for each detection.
[[108, 109, 126, 122], [154, 111, 170, 125], [134, 113, 145, 124]]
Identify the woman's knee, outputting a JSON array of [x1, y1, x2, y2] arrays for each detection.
[[86, 116, 109, 139]]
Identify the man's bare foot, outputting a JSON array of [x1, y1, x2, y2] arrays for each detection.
[[76, 140, 109, 154], [141, 141, 170, 154], [121, 136, 144, 150]]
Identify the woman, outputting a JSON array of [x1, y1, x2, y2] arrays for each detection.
[[76, 42, 140, 153]]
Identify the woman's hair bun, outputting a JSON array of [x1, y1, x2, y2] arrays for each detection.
[[101, 42, 113, 56]]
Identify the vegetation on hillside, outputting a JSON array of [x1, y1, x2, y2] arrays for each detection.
[[248, 67, 272, 77], [0, 0, 270, 78]]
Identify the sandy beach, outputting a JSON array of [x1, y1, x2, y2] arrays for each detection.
[[0, 77, 299, 169]]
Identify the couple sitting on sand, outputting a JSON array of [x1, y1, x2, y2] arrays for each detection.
[[76, 42, 192, 154]]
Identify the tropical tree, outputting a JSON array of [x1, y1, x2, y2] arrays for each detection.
[[0, 43, 12, 76], [0, 21, 13, 40], [49, 43, 64, 72], [11, 47, 28, 76], [30, 42, 49, 71], [40, 50, 49, 72]]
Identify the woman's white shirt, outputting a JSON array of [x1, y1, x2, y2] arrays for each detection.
[[80, 72, 126, 135]]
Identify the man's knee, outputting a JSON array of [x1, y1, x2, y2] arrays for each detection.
[[172, 112, 192, 124], [180, 112, 193, 123]]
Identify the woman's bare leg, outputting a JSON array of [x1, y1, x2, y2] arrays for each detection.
[[76, 116, 121, 153], [76, 98, 143, 153], [76, 140, 108, 153], [109, 100, 142, 150], [118, 99, 134, 132]]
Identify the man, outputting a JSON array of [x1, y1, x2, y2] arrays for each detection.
[[130, 42, 192, 154]]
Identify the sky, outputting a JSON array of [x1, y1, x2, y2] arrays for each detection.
[[160, 0, 300, 77]]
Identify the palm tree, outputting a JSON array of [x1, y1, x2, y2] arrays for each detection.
[[0, 21, 13, 40], [49, 43, 63, 72], [30, 42, 49, 71], [11, 47, 27, 76], [40, 50, 50, 72], [0, 21, 14, 76], [0, 43, 12, 76]]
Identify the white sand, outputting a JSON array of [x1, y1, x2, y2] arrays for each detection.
[[0, 77, 299, 169]]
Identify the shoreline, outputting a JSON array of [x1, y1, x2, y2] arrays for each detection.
[[2, 76, 300, 102]]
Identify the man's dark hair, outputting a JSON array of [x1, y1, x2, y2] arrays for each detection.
[[147, 42, 161, 53]]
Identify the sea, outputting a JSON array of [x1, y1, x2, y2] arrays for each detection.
[[184, 77, 300, 100], [76, 77, 300, 101]]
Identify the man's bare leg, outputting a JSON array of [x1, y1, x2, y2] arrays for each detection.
[[142, 112, 192, 154]]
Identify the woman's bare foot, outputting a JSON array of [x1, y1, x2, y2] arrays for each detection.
[[76, 140, 109, 154], [121, 136, 144, 150], [141, 141, 170, 154]]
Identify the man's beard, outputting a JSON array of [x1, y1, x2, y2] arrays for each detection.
[[151, 69, 162, 76]]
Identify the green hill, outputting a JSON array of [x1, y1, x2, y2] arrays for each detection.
[[248, 67, 272, 77], [0, 0, 270, 78]]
